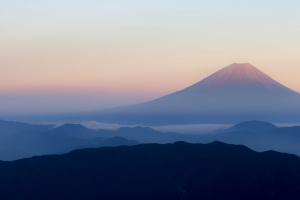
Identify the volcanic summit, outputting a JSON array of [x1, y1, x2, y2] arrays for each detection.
[[183, 63, 297, 95], [86, 63, 300, 125]]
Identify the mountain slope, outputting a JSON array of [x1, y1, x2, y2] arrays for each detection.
[[79, 137, 139, 149], [0, 142, 300, 199], [45, 124, 97, 139], [0, 124, 141, 160], [227, 121, 278, 132], [1, 120, 300, 160], [183, 63, 296, 95], [0, 119, 55, 135], [82, 63, 300, 125]]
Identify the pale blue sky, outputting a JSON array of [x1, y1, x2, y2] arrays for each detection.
[[0, 0, 300, 112]]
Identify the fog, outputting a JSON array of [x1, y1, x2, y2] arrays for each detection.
[[78, 121, 232, 135]]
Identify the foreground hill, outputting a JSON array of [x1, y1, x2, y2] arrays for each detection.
[[0, 142, 300, 199]]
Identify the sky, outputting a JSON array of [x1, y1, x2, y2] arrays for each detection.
[[1, 0, 300, 113]]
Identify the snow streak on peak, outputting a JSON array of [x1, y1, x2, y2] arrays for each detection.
[[183, 63, 296, 95]]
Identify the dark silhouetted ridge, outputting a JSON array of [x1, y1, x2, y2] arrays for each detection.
[[0, 142, 300, 199]]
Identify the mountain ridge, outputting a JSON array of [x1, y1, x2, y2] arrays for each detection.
[[0, 142, 300, 199], [59, 63, 300, 125], [226, 120, 278, 132]]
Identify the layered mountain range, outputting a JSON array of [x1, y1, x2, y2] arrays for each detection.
[[1, 118, 300, 161], [84, 63, 300, 125]]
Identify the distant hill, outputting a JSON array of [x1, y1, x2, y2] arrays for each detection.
[[267, 126, 300, 136], [0, 133, 138, 161], [0, 123, 141, 161], [0, 119, 54, 135], [0, 142, 300, 199], [45, 124, 97, 139], [1, 120, 300, 161], [95, 123, 300, 156], [95, 137, 138, 147], [0, 149, 32, 161], [97, 126, 183, 143], [227, 120, 278, 132], [79, 137, 139, 149]]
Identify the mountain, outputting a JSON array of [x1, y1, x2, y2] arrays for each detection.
[[42, 124, 300, 157], [1, 119, 300, 160], [97, 137, 138, 147], [0, 132, 138, 161], [0, 119, 55, 135], [81, 63, 300, 125], [268, 126, 300, 136], [0, 124, 141, 161], [0, 142, 300, 199], [96, 126, 183, 143], [45, 124, 97, 139], [95, 123, 300, 156], [0, 130, 106, 159], [227, 120, 278, 132], [0, 149, 32, 161], [183, 63, 296, 95], [79, 137, 139, 149]]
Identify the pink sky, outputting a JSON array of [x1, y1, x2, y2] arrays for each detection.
[[1, 1, 300, 113]]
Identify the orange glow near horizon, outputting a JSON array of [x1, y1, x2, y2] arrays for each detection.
[[1, 1, 300, 111]]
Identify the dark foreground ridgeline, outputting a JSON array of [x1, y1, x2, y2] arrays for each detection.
[[0, 142, 300, 200]]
